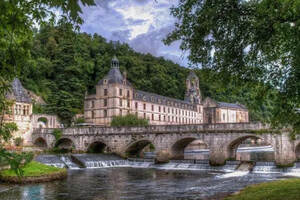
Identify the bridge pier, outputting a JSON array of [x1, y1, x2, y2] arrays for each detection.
[[274, 132, 296, 167], [209, 147, 227, 166]]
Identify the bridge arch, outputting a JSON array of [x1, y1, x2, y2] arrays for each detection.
[[87, 141, 110, 153], [125, 139, 155, 158], [171, 137, 209, 160], [226, 135, 273, 161], [33, 137, 48, 148], [55, 138, 76, 151]]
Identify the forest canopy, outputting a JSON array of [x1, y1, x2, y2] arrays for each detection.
[[19, 20, 276, 125]]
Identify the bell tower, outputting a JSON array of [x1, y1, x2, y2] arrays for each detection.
[[184, 71, 201, 104]]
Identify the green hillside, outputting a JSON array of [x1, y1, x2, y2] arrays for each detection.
[[19, 20, 273, 125]]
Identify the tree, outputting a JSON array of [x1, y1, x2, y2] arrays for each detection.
[[165, 0, 300, 131], [0, 0, 95, 176]]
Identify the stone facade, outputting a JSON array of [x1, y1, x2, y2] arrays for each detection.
[[84, 56, 249, 126], [4, 78, 60, 145], [32, 123, 298, 166], [203, 97, 249, 123]]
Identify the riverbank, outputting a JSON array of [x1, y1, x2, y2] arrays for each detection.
[[0, 161, 67, 184], [224, 178, 300, 200]]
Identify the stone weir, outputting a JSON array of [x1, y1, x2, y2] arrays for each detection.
[[32, 123, 299, 167]]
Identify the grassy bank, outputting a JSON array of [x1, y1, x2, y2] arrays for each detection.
[[0, 161, 67, 183], [225, 178, 300, 200]]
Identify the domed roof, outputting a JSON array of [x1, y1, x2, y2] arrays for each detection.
[[97, 56, 131, 86], [187, 70, 198, 80]]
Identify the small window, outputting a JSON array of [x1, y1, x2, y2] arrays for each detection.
[[104, 89, 108, 96]]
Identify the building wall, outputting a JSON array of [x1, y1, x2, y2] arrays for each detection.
[[84, 83, 204, 126]]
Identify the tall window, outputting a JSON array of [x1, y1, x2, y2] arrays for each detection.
[[120, 109, 122, 116], [104, 110, 107, 117], [127, 90, 130, 98], [152, 114, 154, 120], [223, 113, 226, 121], [143, 104, 146, 110], [159, 106, 161, 112], [163, 107, 166, 113], [119, 88, 122, 96], [91, 101, 94, 108], [127, 101, 130, 107], [159, 115, 161, 121], [104, 99, 107, 107], [151, 105, 154, 111], [119, 99, 122, 106], [104, 89, 107, 96], [144, 113, 146, 119], [135, 102, 138, 109], [164, 115, 166, 121], [91, 111, 95, 118]]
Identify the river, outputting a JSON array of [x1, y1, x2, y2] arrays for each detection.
[[0, 147, 299, 200]]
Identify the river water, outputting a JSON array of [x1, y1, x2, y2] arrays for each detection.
[[0, 167, 287, 200], [0, 147, 299, 200]]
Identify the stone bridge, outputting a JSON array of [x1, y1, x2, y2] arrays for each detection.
[[32, 123, 300, 166]]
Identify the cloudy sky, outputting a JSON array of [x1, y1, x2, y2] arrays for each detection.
[[79, 0, 189, 67]]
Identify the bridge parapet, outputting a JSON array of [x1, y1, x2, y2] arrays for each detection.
[[34, 122, 269, 136]]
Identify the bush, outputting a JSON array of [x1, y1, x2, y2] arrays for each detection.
[[52, 129, 62, 141], [111, 114, 149, 127], [14, 137, 23, 147], [74, 117, 85, 124]]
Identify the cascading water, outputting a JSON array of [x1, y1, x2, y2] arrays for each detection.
[[35, 155, 66, 168], [60, 155, 80, 169]]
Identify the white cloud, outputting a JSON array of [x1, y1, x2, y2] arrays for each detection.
[[79, 0, 189, 67]]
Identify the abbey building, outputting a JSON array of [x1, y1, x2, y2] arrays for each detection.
[[84, 56, 249, 126]]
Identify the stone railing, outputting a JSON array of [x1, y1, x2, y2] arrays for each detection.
[[33, 122, 270, 136]]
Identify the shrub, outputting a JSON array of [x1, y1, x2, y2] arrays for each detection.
[[52, 129, 62, 141], [14, 137, 23, 147], [74, 117, 85, 124], [111, 114, 149, 127]]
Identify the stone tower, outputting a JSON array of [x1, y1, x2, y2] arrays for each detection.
[[184, 71, 201, 104]]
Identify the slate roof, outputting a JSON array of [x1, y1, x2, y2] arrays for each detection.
[[187, 71, 198, 79], [97, 65, 131, 86], [133, 90, 197, 110], [7, 78, 32, 103], [217, 101, 247, 110]]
